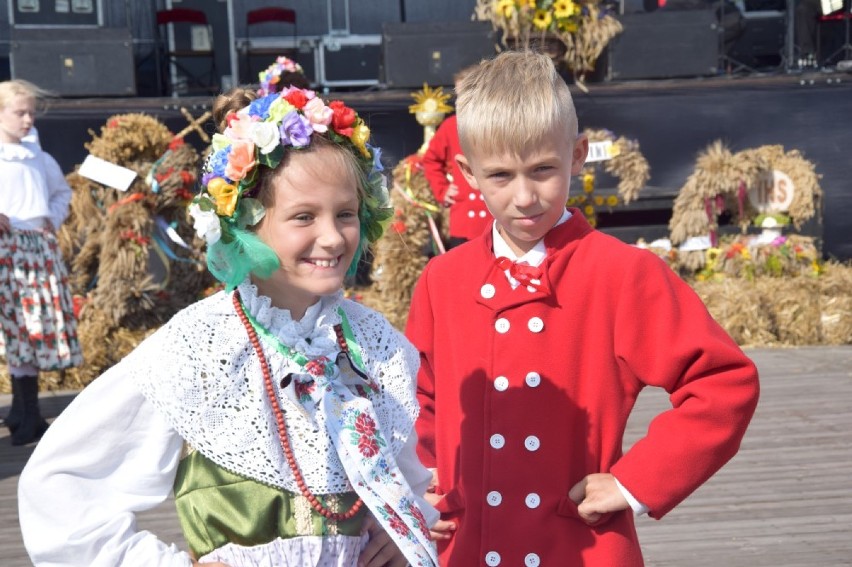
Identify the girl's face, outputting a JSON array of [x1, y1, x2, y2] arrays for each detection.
[[254, 146, 361, 319], [0, 94, 35, 144]]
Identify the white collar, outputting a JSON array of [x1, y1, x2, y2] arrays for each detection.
[[491, 208, 572, 268]]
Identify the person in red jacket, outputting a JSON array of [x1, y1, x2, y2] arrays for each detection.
[[422, 68, 493, 249], [406, 50, 760, 566]]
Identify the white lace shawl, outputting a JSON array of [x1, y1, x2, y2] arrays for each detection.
[[129, 282, 420, 494]]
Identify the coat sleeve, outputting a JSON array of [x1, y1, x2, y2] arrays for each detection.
[[17, 362, 193, 567], [41, 151, 72, 230], [609, 252, 760, 519], [405, 262, 438, 468], [421, 120, 453, 204]]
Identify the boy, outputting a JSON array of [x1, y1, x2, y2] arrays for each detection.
[[422, 67, 492, 249], [406, 51, 760, 566]]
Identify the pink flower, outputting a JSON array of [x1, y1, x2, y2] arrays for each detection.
[[223, 112, 258, 141], [303, 97, 333, 133], [224, 140, 256, 181]]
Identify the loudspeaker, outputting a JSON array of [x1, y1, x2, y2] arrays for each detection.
[[608, 10, 719, 80], [10, 27, 136, 97], [320, 35, 382, 87], [381, 21, 497, 88]]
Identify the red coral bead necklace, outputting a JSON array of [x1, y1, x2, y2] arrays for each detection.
[[233, 290, 364, 521]]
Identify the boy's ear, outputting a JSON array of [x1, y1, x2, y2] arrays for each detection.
[[570, 134, 589, 176], [455, 153, 479, 189]]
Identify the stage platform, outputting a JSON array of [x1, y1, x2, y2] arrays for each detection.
[[34, 69, 852, 261]]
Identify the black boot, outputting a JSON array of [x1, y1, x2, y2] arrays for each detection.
[[3, 377, 25, 434], [11, 375, 49, 446]]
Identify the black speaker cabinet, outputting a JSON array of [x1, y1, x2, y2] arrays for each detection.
[[608, 10, 720, 80], [381, 21, 497, 88], [10, 27, 136, 97]]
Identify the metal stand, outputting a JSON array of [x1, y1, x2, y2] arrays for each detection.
[[824, 0, 852, 66], [718, 1, 757, 75]]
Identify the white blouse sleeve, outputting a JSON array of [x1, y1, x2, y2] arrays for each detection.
[[40, 151, 72, 229], [17, 364, 193, 567]]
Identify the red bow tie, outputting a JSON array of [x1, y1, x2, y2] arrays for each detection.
[[495, 257, 544, 291]]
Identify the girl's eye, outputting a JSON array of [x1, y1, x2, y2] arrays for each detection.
[[294, 214, 313, 222], [339, 210, 357, 219]]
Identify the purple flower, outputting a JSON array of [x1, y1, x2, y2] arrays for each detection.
[[367, 143, 383, 172], [279, 111, 313, 148]]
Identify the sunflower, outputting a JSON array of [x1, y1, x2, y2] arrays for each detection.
[[606, 195, 619, 206], [553, 0, 576, 18], [532, 8, 553, 29], [496, 0, 517, 19]]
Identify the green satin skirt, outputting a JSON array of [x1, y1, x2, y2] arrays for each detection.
[[173, 450, 366, 559]]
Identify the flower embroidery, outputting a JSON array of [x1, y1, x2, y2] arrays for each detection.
[[303, 356, 329, 377], [358, 434, 380, 458], [354, 413, 377, 436], [382, 504, 410, 537]]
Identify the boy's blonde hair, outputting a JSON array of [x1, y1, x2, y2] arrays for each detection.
[[455, 50, 578, 159], [0, 79, 51, 109]]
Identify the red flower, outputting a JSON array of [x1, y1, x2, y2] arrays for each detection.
[[284, 89, 308, 109], [358, 434, 379, 458], [304, 357, 328, 377], [388, 511, 410, 536], [354, 413, 376, 436], [329, 101, 356, 136], [295, 380, 316, 399], [391, 220, 406, 234], [168, 137, 185, 150]]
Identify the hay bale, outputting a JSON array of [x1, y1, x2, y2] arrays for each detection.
[[819, 262, 852, 345], [756, 277, 822, 345], [692, 279, 777, 347]]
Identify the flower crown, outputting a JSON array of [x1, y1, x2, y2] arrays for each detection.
[[189, 86, 391, 290], [258, 55, 306, 96]]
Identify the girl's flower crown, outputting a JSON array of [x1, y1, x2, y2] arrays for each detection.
[[258, 55, 306, 96], [189, 86, 392, 289]]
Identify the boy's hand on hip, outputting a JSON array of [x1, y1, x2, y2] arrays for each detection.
[[569, 473, 629, 526]]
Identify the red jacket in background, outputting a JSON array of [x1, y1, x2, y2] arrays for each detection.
[[421, 115, 493, 241]]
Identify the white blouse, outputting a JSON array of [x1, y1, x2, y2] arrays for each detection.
[[18, 282, 437, 566], [0, 141, 71, 231]]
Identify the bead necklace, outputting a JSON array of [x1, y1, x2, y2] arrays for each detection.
[[232, 290, 364, 521]]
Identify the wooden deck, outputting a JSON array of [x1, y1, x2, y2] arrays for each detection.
[[2, 346, 851, 566]]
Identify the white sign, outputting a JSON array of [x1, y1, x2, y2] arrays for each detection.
[[747, 169, 795, 213], [78, 155, 137, 192], [585, 140, 617, 163]]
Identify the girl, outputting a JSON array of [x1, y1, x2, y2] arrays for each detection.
[[0, 79, 82, 446], [18, 86, 443, 566]]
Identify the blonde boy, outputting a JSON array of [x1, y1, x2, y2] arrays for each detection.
[[406, 51, 759, 566]]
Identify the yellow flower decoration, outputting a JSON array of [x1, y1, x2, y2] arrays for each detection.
[[583, 172, 595, 193], [553, 0, 575, 18], [532, 9, 552, 29], [207, 178, 239, 217], [606, 195, 619, 206], [497, 0, 516, 19], [594, 195, 604, 206], [584, 204, 595, 216], [350, 120, 371, 158]]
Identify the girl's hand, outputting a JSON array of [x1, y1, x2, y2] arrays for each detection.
[[0, 214, 10, 233], [429, 517, 456, 541], [359, 514, 407, 567]]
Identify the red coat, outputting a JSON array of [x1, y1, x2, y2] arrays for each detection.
[[406, 211, 759, 566], [421, 115, 493, 241]]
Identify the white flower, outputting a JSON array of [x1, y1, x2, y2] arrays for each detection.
[[251, 121, 281, 155], [188, 203, 222, 245]]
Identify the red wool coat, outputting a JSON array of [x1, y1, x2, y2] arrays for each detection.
[[406, 211, 760, 567], [421, 115, 493, 241]]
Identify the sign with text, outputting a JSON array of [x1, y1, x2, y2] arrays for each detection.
[[748, 170, 795, 213], [585, 140, 618, 163]]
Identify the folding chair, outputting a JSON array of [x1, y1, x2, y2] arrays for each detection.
[[243, 7, 298, 82], [156, 7, 219, 96]]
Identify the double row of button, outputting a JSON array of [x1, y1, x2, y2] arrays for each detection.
[[485, 551, 541, 566]]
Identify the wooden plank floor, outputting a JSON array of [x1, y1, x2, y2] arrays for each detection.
[[2, 346, 851, 566]]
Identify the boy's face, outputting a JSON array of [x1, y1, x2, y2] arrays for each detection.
[[457, 130, 588, 256]]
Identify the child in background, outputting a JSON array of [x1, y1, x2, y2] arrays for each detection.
[[407, 51, 760, 566], [0, 79, 82, 446], [19, 84, 442, 566], [421, 67, 492, 249]]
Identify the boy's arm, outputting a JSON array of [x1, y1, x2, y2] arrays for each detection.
[[421, 121, 452, 204], [609, 253, 760, 519], [405, 266, 437, 468]]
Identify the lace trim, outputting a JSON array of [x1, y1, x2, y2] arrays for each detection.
[[131, 282, 420, 494], [199, 534, 367, 566]]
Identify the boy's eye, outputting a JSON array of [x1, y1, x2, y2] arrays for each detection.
[[294, 213, 313, 222], [339, 210, 357, 219]]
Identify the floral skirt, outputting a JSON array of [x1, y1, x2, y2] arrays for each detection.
[[0, 229, 82, 370]]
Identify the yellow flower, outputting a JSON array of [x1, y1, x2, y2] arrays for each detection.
[[594, 195, 604, 206], [740, 248, 751, 260], [583, 173, 594, 193], [584, 205, 595, 216], [587, 216, 597, 227], [606, 195, 619, 206], [496, 0, 516, 19], [567, 196, 577, 205], [577, 194, 587, 203], [553, 0, 575, 18], [350, 119, 371, 158], [706, 247, 722, 265], [207, 178, 239, 218], [532, 8, 552, 29]]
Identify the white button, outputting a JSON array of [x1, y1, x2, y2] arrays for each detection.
[[479, 210, 487, 218], [494, 376, 509, 391], [485, 551, 501, 566], [468, 211, 475, 218], [490, 433, 505, 449], [525, 372, 541, 387], [525, 493, 541, 508], [525, 553, 541, 567], [487, 491, 503, 506], [524, 435, 540, 451], [480, 283, 495, 299], [480, 194, 485, 200], [528, 317, 544, 333], [469, 192, 476, 200], [495, 318, 510, 333]]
